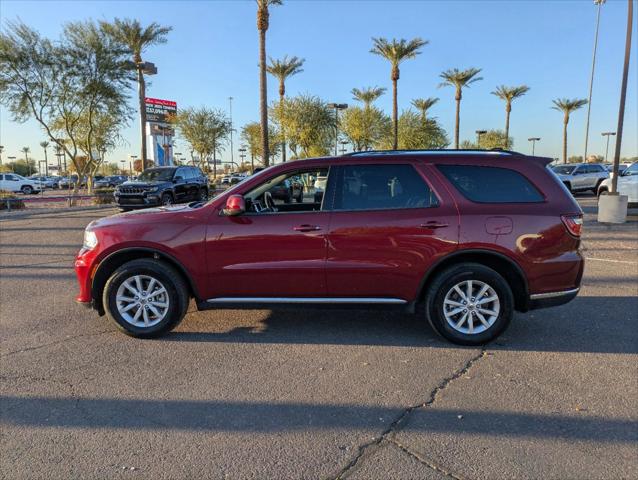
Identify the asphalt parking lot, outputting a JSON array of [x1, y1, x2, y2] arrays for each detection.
[[1, 197, 637, 479]]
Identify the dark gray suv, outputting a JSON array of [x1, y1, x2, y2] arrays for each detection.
[[114, 166, 209, 210]]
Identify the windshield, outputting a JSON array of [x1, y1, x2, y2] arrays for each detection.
[[552, 165, 576, 175], [137, 169, 175, 182]]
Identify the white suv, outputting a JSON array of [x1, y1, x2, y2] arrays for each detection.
[[598, 163, 638, 206], [0, 173, 42, 195]]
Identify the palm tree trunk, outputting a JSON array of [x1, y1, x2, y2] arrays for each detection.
[[259, 28, 270, 166], [280, 92, 286, 163], [43, 148, 48, 176], [392, 78, 398, 150], [504, 106, 511, 149], [454, 92, 461, 149], [137, 67, 148, 170], [563, 117, 568, 164]]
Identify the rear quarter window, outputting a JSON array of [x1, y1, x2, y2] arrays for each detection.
[[437, 165, 544, 203]]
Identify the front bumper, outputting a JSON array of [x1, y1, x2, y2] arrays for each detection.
[[115, 193, 162, 208]]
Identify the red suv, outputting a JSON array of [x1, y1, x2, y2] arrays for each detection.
[[75, 150, 584, 345]]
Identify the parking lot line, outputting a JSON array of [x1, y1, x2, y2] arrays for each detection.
[[585, 257, 638, 265]]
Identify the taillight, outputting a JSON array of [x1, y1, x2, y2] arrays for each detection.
[[561, 214, 583, 237]]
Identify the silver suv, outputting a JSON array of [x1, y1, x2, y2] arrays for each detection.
[[551, 163, 609, 193]]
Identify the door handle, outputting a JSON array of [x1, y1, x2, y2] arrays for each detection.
[[293, 224, 322, 232], [420, 222, 449, 229]]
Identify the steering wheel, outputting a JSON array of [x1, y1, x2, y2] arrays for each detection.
[[263, 191, 276, 211]]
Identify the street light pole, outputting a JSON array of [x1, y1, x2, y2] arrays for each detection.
[[229, 97, 234, 167], [583, 0, 606, 164], [328, 103, 348, 156], [475, 130, 487, 148], [601, 132, 616, 162], [528, 137, 541, 156]]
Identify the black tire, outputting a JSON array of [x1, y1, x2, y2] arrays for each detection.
[[103, 259, 189, 338], [21, 185, 33, 195], [198, 188, 208, 201], [423, 263, 514, 346], [161, 193, 173, 206], [295, 190, 303, 203], [563, 181, 572, 192], [592, 179, 604, 193], [597, 187, 608, 198]]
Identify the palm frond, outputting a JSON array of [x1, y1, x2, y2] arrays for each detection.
[[439, 67, 483, 89], [370, 37, 428, 65], [491, 85, 530, 101], [551, 98, 588, 113]]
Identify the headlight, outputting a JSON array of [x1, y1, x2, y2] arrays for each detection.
[[83, 230, 98, 250], [146, 186, 159, 193]]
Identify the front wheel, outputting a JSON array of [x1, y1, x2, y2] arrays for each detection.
[[103, 259, 189, 338], [161, 193, 173, 206], [198, 188, 208, 201], [424, 263, 513, 345], [21, 185, 34, 195]]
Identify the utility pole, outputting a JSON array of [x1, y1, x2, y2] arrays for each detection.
[[228, 97, 235, 169], [528, 137, 541, 156], [475, 130, 487, 148], [583, 0, 606, 163], [601, 132, 616, 162]]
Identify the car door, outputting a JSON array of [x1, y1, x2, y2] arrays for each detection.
[[2, 174, 21, 192], [618, 163, 638, 201], [203, 166, 332, 299], [325, 163, 459, 302], [172, 167, 189, 202]]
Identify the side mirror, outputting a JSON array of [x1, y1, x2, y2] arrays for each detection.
[[173, 175, 184, 183], [223, 194, 246, 216]]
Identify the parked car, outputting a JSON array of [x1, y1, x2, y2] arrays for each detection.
[[114, 166, 208, 210], [0, 173, 42, 194], [76, 150, 584, 345], [268, 178, 303, 203], [58, 175, 86, 189], [221, 173, 247, 186], [597, 162, 638, 206], [95, 175, 128, 188], [28, 175, 56, 189], [551, 163, 608, 193]]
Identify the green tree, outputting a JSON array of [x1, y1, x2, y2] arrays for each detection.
[[278, 94, 335, 159], [0, 20, 132, 191], [552, 98, 588, 163], [100, 18, 172, 169], [175, 107, 231, 179], [377, 110, 449, 150], [439, 67, 483, 149], [20, 147, 32, 175], [257, 0, 283, 167], [491, 85, 530, 149], [351, 86, 386, 108], [411, 97, 439, 123], [241, 121, 279, 168], [460, 129, 513, 150], [340, 106, 390, 152], [267, 55, 304, 163], [370, 37, 427, 150]]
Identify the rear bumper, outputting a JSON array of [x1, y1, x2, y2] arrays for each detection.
[[529, 287, 580, 310]]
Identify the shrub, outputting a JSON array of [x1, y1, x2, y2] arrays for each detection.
[[93, 188, 115, 205], [0, 190, 25, 210]]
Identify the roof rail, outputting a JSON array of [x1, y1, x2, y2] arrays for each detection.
[[344, 148, 523, 157]]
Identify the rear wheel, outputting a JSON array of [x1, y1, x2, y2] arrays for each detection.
[[598, 187, 609, 198], [592, 179, 603, 193], [424, 263, 513, 345], [103, 259, 189, 338]]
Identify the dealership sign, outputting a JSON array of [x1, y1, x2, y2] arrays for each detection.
[[145, 97, 177, 124]]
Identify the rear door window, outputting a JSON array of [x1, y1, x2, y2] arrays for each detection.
[[437, 165, 544, 203], [333, 164, 438, 211]]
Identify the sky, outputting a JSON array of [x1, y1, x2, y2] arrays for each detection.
[[0, 0, 636, 168]]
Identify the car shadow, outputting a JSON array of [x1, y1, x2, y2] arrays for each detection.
[[162, 296, 638, 355]]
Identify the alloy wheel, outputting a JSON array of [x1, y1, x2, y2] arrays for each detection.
[[115, 275, 170, 328], [443, 280, 500, 334]]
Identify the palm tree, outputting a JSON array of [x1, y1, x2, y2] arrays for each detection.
[[370, 37, 428, 150], [21, 147, 31, 175], [40, 141, 50, 175], [439, 68, 483, 149], [411, 97, 439, 123], [552, 98, 588, 164], [257, 0, 283, 166], [267, 55, 304, 163], [491, 85, 530, 149], [101, 19, 172, 169], [351, 86, 387, 109]]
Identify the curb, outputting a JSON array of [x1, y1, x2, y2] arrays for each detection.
[[0, 205, 118, 220]]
